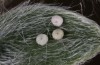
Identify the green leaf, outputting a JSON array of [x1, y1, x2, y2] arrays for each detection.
[[0, 4, 100, 65]]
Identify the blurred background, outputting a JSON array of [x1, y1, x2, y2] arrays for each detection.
[[0, 0, 100, 65]]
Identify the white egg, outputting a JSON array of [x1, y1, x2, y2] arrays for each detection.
[[36, 34, 48, 46], [52, 29, 64, 40], [51, 15, 63, 27]]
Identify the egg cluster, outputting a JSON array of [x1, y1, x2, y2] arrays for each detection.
[[36, 15, 64, 46]]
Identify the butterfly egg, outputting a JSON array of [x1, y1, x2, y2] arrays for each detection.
[[51, 15, 63, 27], [36, 34, 48, 46], [52, 29, 64, 40]]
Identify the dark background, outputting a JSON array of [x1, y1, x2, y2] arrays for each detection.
[[0, 0, 100, 65]]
